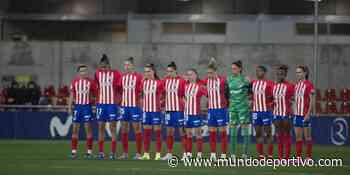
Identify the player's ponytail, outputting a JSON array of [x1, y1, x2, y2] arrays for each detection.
[[167, 61, 177, 70], [126, 57, 134, 65]]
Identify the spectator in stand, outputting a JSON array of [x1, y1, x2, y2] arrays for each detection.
[[6, 81, 19, 105], [25, 81, 41, 105]]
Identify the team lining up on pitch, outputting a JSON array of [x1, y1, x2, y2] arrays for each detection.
[[68, 54, 315, 161]]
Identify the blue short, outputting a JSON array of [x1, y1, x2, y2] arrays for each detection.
[[165, 111, 185, 128], [72, 104, 93, 123], [96, 104, 120, 122], [293, 115, 311, 127], [120, 106, 142, 122], [185, 115, 203, 128], [273, 115, 290, 122], [252, 111, 273, 126], [142, 112, 162, 125], [207, 108, 228, 127]]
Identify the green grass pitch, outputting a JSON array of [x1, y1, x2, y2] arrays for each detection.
[[0, 140, 349, 175]]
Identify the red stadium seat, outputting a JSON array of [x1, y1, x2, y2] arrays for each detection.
[[325, 101, 337, 114], [338, 102, 349, 115], [346, 88, 350, 102], [315, 102, 324, 114], [325, 88, 337, 102], [316, 89, 323, 101]]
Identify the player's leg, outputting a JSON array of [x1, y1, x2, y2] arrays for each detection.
[[184, 128, 193, 158], [218, 109, 228, 158], [142, 123, 152, 160], [239, 110, 251, 158], [163, 126, 174, 160], [274, 116, 284, 159], [207, 110, 218, 159], [195, 126, 203, 158], [97, 121, 106, 159], [229, 111, 239, 158], [70, 122, 80, 159], [84, 122, 93, 159], [163, 112, 174, 159], [119, 107, 130, 159], [153, 112, 162, 160], [304, 122, 312, 159], [131, 108, 142, 159], [263, 112, 273, 158], [184, 115, 193, 158], [283, 117, 292, 159], [175, 112, 187, 156], [109, 121, 117, 159], [264, 125, 273, 158], [293, 116, 304, 159], [96, 105, 106, 159]]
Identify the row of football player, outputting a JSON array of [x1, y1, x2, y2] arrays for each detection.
[[68, 55, 314, 161]]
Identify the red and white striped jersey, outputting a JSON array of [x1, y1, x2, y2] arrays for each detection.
[[162, 76, 186, 111], [70, 77, 97, 105], [202, 76, 227, 109], [272, 81, 294, 116], [252, 79, 274, 112], [120, 72, 143, 107], [95, 69, 121, 104], [184, 82, 207, 115], [294, 80, 314, 116], [142, 79, 164, 112]]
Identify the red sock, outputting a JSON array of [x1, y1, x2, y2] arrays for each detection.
[[155, 130, 162, 153], [285, 133, 291, 159], [71, 137, 78, 152], [209, 131, 217, 153], [306, 140, 313, 158], [268, 143, 274, 157], [221, 131, 227, 154], [111, 139, 116, 154], [196, 138, 203, 153], [135, 132, 142, 154], [256, 143, 263, 156], [181, 135, 187, 152], [167, 135, 174, 153], [98, 140, 104, 153], [143, 129, 152, 153], [121, 132, 129, 153], [277, 132, 284, 159], [186, 136, 192, 153], [296, 140, 303, 158], [86, 136, 93, 152]]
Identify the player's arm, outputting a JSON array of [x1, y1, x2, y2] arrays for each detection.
[[224, 81, 230, 105], [305, 86, 315, 121]]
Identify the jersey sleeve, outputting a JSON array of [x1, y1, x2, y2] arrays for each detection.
[[90, 79, 98, 97], [113, 70, 121, 88], [307, 81, 315, 94], [200, 78, 208, 86], [179, 78, 186, 97]]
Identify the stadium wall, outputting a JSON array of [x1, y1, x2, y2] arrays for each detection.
[[0, 111, 348, 146], [0, 41, 349, 90]]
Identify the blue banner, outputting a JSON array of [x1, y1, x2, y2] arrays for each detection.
[[0, 112, 349, 145]]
